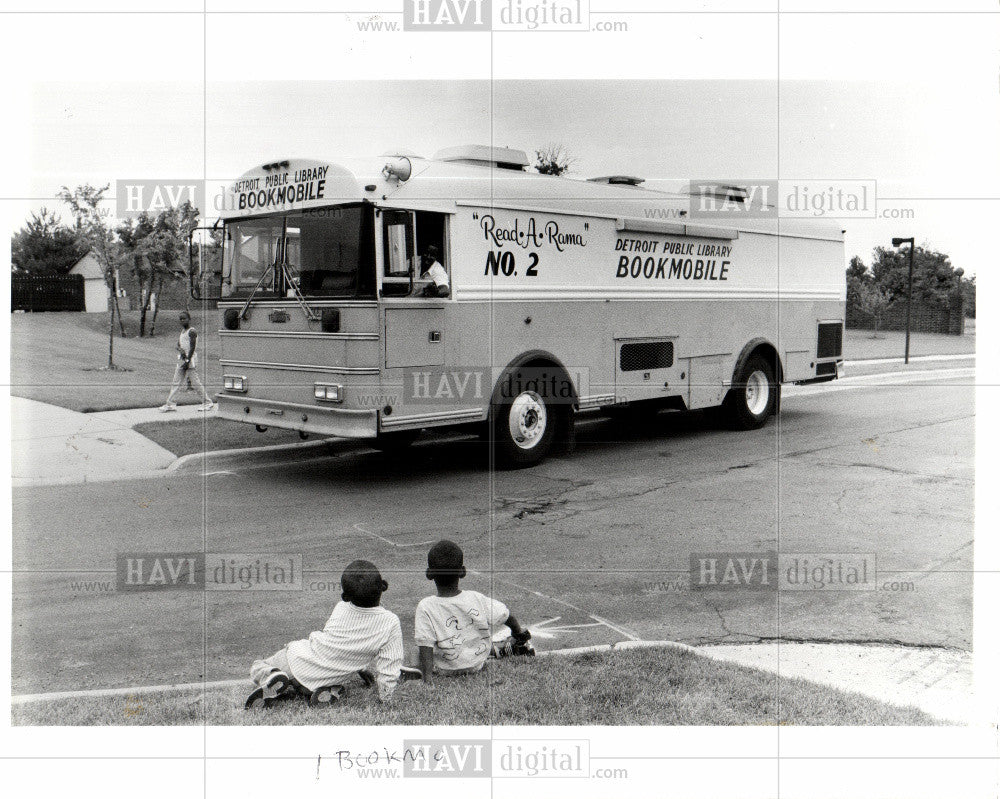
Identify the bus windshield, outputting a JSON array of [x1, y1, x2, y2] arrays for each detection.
[[222, 203, 374, 298]]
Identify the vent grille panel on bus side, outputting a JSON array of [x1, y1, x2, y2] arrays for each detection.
[[620, 341, 675, 372], [817, 323, 843, 359]]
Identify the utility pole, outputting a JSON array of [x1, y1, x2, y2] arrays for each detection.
[[891, 237, 915, 364]]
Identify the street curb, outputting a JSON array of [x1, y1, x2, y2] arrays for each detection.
[[12, 469, 175, 489], [534, 639, 697, 660], [12, 640, 697, 704], [165, 429, 480, 475], [167, 437, 346, 474], [845, 353, 974, 365]]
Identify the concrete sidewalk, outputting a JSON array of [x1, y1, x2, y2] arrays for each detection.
[[10, 397, 184, 487], [699, 642, 976, 725]]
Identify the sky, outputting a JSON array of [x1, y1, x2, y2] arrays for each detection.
[[12, 78, 1000, 276]]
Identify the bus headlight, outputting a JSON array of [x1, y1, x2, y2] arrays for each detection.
[[314, 383, 342, 402], [223, 375, 248, 392]]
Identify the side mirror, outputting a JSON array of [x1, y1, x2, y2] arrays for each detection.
[[188, 226, 224, 301]]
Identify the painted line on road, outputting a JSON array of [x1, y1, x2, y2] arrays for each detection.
[[468, 568, 643, 642], [590, 614, 641, 641], [351, 522, 435, 549]]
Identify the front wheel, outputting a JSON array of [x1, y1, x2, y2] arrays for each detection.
[[722, 355, 778, 430], [492, 389, 557, 468]]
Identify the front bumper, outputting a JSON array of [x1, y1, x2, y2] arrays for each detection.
[[216, 394, 378, 438]]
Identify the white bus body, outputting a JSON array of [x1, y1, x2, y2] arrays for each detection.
[[213, 148, 845, 466]]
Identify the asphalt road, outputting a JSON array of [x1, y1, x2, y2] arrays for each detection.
[[11, 371, 974, 694]]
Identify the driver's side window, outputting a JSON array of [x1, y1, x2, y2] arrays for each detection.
[[381, 209, 414, 297], [380, 209, 450, 298]]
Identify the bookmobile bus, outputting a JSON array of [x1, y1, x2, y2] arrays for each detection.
[[194, 144, 845, 467]]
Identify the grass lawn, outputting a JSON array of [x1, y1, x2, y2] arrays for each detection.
[[134, 417, 310, 457], [11, 646, 940, 726], [844, 326, 975, 361], [10, 308, 223, 412]]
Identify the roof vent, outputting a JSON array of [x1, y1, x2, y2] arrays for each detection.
[[379, 148, 424, 159], [433, 144, 529, 171], [691, 184, 749, 203], [587, 175, 645, 187]]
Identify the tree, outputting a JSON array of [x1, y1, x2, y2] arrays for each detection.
[[855, 280, 892, 338], [846, 255, 868, 282], [11, 208, 87, 274], [58, 183, 128, 369], [534, 143, 576, 176], [869, 244, 962, 304], [960, 274, 976, 319], [117, 202, 200, 336], [116, 212, 156, 336], [148, 202, 200, 334]]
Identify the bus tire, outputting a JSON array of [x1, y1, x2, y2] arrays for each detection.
[[491, 389, 558, 468], [372, 429, 420, 453], [723, 354, 777, 430]]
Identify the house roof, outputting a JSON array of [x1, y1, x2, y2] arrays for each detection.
[[68, 251, 104, 280]]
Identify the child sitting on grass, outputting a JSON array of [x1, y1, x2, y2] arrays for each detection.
[[245, 559, 419, 709], [414, 540, 533, 683]]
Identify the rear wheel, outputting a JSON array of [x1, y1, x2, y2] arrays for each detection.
[[723, 354, 778, 430], [492, 389, 557, 468]]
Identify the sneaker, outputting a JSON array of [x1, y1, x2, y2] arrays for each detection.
[[196, 402, 216, 412], [400, 666, 423, 682], [244, 686, 270, 710], [308, 684, 345, 707], [244, 670, 293, 710], [513, 629, 535, 657], [490, 630, 535, 659], [264, 670, 292, 695], [158, 403, 177, 412]]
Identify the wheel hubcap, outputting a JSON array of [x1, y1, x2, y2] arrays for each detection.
[[508, 391, 547, 450], [745, 370, 770, 416]]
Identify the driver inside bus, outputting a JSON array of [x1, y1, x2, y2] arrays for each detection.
[[416, 245, 450, 298]]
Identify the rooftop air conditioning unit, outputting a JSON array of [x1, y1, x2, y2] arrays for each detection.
[[433, 144, 530, 171], [587, 175, 646, 186]]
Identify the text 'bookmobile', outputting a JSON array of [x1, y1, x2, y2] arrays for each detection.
[[193, 145, 846, 467]]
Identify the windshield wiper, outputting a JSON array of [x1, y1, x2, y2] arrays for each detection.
[[239, 259, 319, 322], [276, 258, 318, 322], [239, 259, 278, 321]]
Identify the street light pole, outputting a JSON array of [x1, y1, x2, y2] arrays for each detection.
[[892, 237, 915, 364]]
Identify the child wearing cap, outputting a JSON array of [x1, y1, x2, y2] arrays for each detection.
[[414, 540, 534, 682], [245, 559, 419, 709]]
